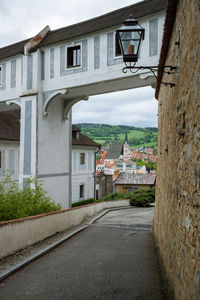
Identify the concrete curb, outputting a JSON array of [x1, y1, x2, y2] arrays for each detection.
[[0, 206, 131, 282]]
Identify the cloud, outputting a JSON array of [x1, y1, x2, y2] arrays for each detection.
[[0, 0, 141, 47], [72, 87, 158, 127]]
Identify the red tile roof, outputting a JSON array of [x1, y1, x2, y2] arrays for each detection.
[[72, 125, 100, 148]]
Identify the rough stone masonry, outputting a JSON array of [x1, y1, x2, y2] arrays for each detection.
[[153, 0, 200, 299]]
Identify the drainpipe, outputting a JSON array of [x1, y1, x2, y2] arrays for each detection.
[[94, 146, 100, 199], [94, 149, 97, 199]]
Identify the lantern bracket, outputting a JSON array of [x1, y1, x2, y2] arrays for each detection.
[[122, 63, 176, 88]]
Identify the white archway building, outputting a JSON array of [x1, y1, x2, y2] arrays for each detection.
[[0, 0, 167, 207]]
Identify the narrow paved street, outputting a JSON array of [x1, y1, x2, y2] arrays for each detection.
[[0, 207, 165, 299]]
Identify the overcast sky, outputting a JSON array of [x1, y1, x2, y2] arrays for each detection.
[[0, 0, 158, 127]]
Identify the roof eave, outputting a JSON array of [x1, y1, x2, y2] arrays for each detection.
[[155, 0, 179, 99]]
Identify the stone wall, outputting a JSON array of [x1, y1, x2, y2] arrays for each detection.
[[153, 0, 200, 299], [97, 174, 113, 199]]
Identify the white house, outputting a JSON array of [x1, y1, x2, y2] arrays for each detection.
[[0, 0, 167, 207], [72, 125, 99, 203], [0, 113, 99, 204]]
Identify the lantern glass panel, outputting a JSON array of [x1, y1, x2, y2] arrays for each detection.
[[119, 31, 141, 57]]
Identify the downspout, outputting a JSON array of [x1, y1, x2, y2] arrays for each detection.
[[94, 146, 100, 199]]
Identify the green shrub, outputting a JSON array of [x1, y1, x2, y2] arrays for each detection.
[[101, 192, 127, 201], [72, 198, 96, 208], [0, 175, 61, 222], [129, 187, 155, 207], [71, 188, 155, 208]]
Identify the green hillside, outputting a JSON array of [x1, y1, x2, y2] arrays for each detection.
[[76, 123, 158, 148]]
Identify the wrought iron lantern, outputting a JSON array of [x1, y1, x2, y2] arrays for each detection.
[[116, 16, 176, 87], [116, 16, 144, 63]]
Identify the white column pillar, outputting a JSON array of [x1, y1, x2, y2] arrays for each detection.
[[36, 93, 70, 208]]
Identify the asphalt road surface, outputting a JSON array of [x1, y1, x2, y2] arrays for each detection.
[[0, 207, 165, 300]]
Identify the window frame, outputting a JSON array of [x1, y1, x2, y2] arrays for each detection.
[[80, 152, 85, 165], [79, 184, 84, 199], [113, 33, 122, 59], [0, 65, 2, 87], [65, 43, 82, 69], [149, 18, 158, 57]]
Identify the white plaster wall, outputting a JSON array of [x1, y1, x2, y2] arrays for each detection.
[[40, 176, 69, 208], [72, 147, 96, 203], [37, 93, 70, 208], [0, 199, 130, 259], [37, 97, 69, 174], [0, 52, 38, 103], [72, 174, 95, 203], [0, 11, 165, 104]]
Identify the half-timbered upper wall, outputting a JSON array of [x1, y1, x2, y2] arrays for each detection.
[[0, 11, 165, 103]]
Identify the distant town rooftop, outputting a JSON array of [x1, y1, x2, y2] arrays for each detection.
[[115, 173, 156, 185]]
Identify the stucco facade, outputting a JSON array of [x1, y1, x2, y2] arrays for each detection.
[[153, 0, 200, 299], [72, 146, 97, 203]]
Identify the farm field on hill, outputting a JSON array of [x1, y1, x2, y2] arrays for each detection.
[[76, 123, 158, 148]]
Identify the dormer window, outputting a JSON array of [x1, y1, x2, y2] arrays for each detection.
[[76, 132, 80, 140], [66, 45, 81, 68], [0, 65, 2, 87]]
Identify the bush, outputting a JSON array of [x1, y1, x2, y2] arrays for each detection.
[[101, 192, 126, 201], [129, 187, 155, 207], [0, 175, 61, 222], [72, 198, 96, 208], [71, 188, 155, 208]]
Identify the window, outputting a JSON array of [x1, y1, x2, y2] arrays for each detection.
[[115, 34, 122, 57], [149, 19, 158, 56], [80, 185, 84, 199], [76, 132, 80, 140], [0, 65, 2, 87], [41, 51, 45, 80], [0, 151, 1, 168], [66, 45, 81, 68], [80, 153, 85, 165]]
